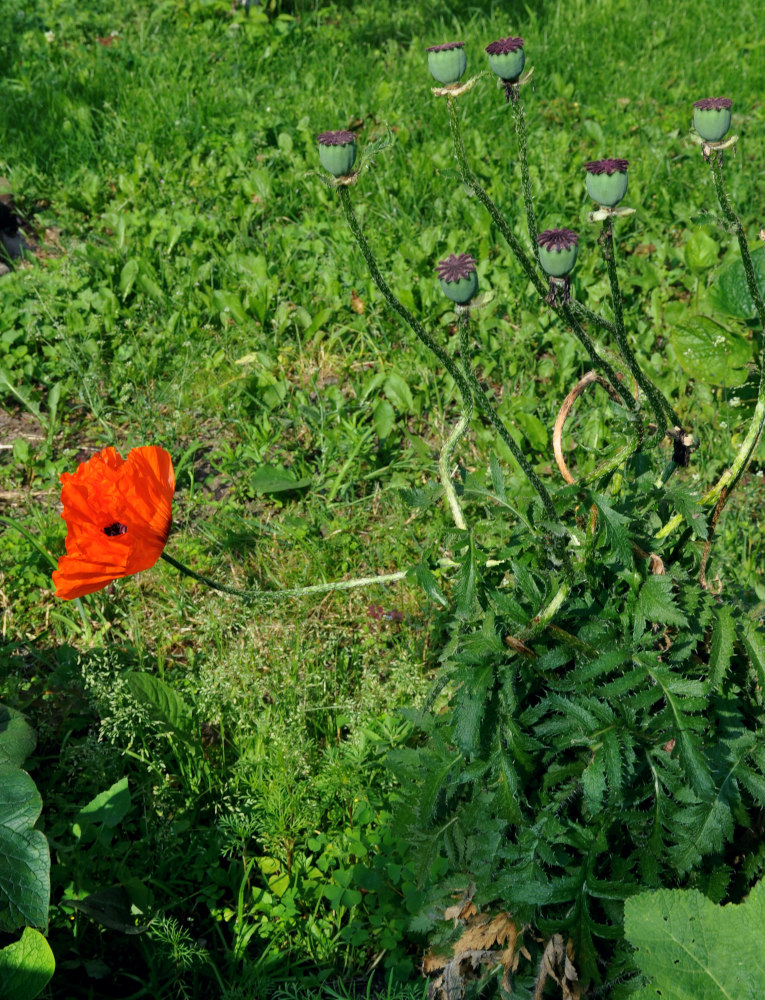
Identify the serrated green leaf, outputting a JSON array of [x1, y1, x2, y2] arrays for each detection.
[[708, 605, 735, 691], [624, 881, 765, 1000], [0, 927, 55, 1000], [590, 493, 632, 565], [453, 664, 494, 756], [0, 768, 50, 931], [126, 673, 193, 734], [684, 229, 718, 273], [488, 452, 506, 503], [638, 576, 688, 627], [582, 749, 606, 814], [406, 563, 448, 607], [740, 620, 765, 695], [455, 533, 478, 618]]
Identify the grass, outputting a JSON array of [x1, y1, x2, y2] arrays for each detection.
[[2, 0, 765, 995]]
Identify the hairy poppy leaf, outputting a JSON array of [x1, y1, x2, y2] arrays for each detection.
[[707, 246, 765, 319]]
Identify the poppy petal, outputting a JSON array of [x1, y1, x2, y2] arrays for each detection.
[[53, 444, 175, 600]]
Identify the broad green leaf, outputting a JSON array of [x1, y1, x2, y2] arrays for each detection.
[[76, 778, 131, 830], [61, 885, 146, 933], [0, 767, 50, 931], [0, 707, 36, 768], [0, 927, 55, 1000], [707, 246, 765, 319], [126, 673, 193, 734], [373, 398, 395, 440], [383, 373, 414, 414], [624, 881, 765, 1000], [119, 258, 139, 298], [515, 411, 548, 452], [668, 316, 752, 387], [249, 465, 312, 494], [684, 229, 718, 273]]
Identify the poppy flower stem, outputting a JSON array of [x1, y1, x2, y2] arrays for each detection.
[[598, 217, 677, 438], [445, 96, 638, 415], [160, 552, 408, 601], [656, 154, 765, 541], [336, 184, 473, 530], [511, 95, 538, 253]]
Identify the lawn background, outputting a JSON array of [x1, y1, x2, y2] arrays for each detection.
[[2, 0, 765, 996]]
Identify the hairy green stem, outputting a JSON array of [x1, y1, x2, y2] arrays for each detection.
[[446, 96, 638, 414], [512, 97, 537, 252], [161, 552, 407, 600], [600, 218, 676, 437], [656, 153, 765, 541], [337, 184, 563, 528], [569, 299, 618, 337], [456, 312, 560, 527], [337, 185, 470, 529]]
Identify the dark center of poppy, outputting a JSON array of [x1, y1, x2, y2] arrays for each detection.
[[103, 521, 128, 537]]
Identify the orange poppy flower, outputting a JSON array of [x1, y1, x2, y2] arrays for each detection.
[[53, 445, 175, 600]]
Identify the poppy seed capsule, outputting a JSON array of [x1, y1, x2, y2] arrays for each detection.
[[426, 41, 467, 85], [584, 158, 629, 208], [317, 130, 357, 177], [537, 229, 579, 277], [693, 98, 732, 142], [485, 36, 525, 82], [436, 252, 478, 303]]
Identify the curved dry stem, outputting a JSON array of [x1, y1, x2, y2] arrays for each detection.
[[553, 372, 624, 484]]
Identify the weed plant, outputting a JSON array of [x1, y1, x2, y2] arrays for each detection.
[[1, 1, 765, 998]]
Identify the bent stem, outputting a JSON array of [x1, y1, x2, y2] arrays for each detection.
[[457, 312, 560, 527], [337, 185, 470, 530], [656, 152, 765, 542], [161, 552, 407, 601], [599, 218, 677, 437], [446, 96, 638, 415]]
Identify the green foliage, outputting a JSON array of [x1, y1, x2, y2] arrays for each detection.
[[624, 880, 765, 999], [0, 708, 54, 999]]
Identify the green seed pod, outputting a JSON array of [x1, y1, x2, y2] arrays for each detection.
[[436, 252, 478, 304], [537, 229, 579, 277], [426, 42, 466, 85], [584, 158, 629, 208], [693, 98, 732, 142], [485, 36, 525, 82], [317, 130, 356, 178]]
